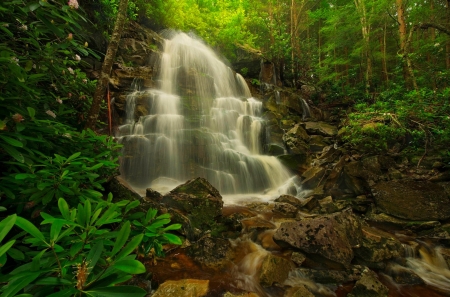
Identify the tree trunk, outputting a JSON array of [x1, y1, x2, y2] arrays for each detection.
[[85, 0, 129, 130], [396, 0, 409, 83]]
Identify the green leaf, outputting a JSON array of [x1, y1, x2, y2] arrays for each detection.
[[58, 184, 74, 195], [46, 288, 78, 297], [85, 286, 146, 297], [86, 241, 103, 270], [77, 204, 85, 226], [50, 219, 64, 242], [112, 259, 146, 274], [1, 143, 24, 163], [0, 214, 17, 242], [145, 209, 157, 223], [0, 135, 23, 147], [111, 221, 131, 257], [84, 199, 92, 227], [66, 152, 81, 162], [27, 107, 35, 119], [116, 234, 143, 261], [35, 277, 73, 285], [14, 173, 34, 180], [125, 201, 140, 214], [146, 219, 170, 231], [163, 224, 182, 231], [69, 242, 83, 257], [163, 233, 182, 245], [0, 272, 40, 297], [0, 240, 15, 258], [58, 198, 70, 221], [6, 247, 25, 260], [15, 217, 47, 245]]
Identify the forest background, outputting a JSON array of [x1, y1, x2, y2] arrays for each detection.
[[0, 0, 449, 296]]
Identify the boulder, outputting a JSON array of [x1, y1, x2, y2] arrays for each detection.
[[161, 177, 223, 230], [152, 279, 209, 297], [354, 226, 403, 263], [284, 285, 314, 297], [290, 265, 365, 283], [372, 180, 450, 221], [107, 175, 142, 201], [273, 209, 362, 267], [187, 236, 232, 268], [347, 268, 389, 297], [259, 254, 295, 287], [282, 124, 310, 155], [273, 202, 298, 218], [304, 121, 338, 137]]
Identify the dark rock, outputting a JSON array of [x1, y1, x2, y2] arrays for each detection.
[[161, 177, 223, 231], [275, 195, 303, 209], [259, 254, 295, 287], [241, 216, 276, 232], [347, 268, 388, 297], [146, 188, 163, 200], [301, 167, 327, 190], [372, 180, 450, 221], [354, 226, 403, 263], [290, 265, 365, 283], [366, 211, 441, 231], [277, 153, 310, 174], [282, 124, 309, 155], [386, 263, 424, 285], [273, 209, 362, 267], [304, 121, 338, 137], [273, 202, 298, 218], [107, 175, 142, 201], [187, 236, 232, 268]]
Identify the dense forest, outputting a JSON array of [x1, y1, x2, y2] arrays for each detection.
[[0, 0, 449, 296]]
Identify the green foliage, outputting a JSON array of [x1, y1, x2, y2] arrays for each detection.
[[341, 86, 450, 155], [0, 195, 182, 296], [131, 208, 182, 257]]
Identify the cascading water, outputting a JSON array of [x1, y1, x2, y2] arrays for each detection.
[[117, 32, 293, 197]]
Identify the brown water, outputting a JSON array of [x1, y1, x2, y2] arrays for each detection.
[[144, 206, 450, 297]]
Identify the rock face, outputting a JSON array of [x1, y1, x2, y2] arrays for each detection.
[[161, 177, 223, 230], [273, 208, 362, 266], [373, 180, 450, 221], [152, 279, 209, 297]]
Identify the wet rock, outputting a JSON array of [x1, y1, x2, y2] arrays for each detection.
[[241, 216, 276, 232], [107, 175, 142, 201], [275, 195, 303, 209], [290, 265, 364, 283], [273, 209, 362, 267], [259, 254, 295, 287], [301, 167, 327, 190], [291, 252, 306, 266], [161, 177, 223, 230], [366, 212, 441, 231], [284, 285, 314, 297], [298, 197, 320, 211], [187, 236, 232, 268], [146, 188, 163, 201], [282, 124, 309, 155], [304, 121, 338, 137], [152, 279, 209, 297], [273, 202, 298, 218], [267, 143, 285, 156], [223, 292, 259, 297], [277, 153, 310, 174], [386, 263, 424, 285], [309, 135, 330, 153], [347, 268, 388, 297], [372, 180, 450, 221], [354, 226, 403, 263]]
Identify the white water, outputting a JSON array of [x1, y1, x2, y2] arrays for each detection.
[[117, 32, 294, 198]]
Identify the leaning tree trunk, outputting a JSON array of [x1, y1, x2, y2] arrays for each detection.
[[85, 0, 129, 130]]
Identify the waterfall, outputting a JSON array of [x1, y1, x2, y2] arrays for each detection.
[[116, 32, 293, 197]]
